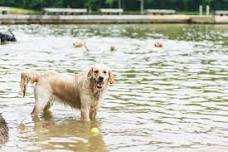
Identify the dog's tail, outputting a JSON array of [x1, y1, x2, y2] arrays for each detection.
[[20, 72, 40, 97]]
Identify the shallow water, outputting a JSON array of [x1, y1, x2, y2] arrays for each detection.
[[0, 24, 228, 152]]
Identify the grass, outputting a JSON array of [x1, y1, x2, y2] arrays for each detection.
[[176, 11, 199, 15], [8, 7, 40, 14]]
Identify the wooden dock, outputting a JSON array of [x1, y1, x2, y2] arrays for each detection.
[[0, 14, 227, 24]]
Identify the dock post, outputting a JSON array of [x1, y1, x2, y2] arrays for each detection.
[[206, 5, 210, 16], [140, 0, 144, 14], [199, 5, 203, 15]]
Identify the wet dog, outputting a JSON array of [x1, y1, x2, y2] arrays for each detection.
[[0, 114, 9, 144], [0, 31, 16, 44], [20, 64, 114, 121]]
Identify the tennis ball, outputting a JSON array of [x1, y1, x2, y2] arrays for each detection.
[[90, 127, 99, 136]]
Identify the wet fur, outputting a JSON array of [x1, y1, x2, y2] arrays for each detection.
[[0, 114, 9, 144], [20, 64, 113, 121]]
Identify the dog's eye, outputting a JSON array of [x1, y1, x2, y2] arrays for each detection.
[[94, 70, 99, 74], [103, 70, 107, 74]]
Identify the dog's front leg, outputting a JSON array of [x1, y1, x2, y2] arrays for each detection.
[[80, 96, 91, 121], [81, 106, 90, 121], [89, 100, 100, 120], [89, 109, 97, 120]]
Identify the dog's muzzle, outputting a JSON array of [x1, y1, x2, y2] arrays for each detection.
[[96, 77, 104, 88]]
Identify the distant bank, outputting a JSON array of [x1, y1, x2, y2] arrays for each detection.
[[0, 15, 228, 24]]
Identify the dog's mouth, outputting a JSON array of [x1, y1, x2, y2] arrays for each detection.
[[96, 80, 104, 89]]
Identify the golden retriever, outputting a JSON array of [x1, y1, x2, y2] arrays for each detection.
[[20, 64, 114, 121]]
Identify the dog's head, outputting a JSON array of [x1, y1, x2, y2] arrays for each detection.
[[88, 64, 114, 89]]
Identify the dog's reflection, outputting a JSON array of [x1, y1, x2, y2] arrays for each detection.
[[24, 111, 107, 151]]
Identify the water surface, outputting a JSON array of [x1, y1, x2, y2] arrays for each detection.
[[0, 24, 228, 152]]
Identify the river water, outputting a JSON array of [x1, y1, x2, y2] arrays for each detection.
[[0, 24, 228, 152]]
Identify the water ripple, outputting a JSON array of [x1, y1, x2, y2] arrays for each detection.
[[0, 24, 228, 152]]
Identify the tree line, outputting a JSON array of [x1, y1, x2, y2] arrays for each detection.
[[0, 0, 227, 11]]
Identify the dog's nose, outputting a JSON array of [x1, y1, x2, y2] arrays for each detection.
[[98, 76, 104, 81]]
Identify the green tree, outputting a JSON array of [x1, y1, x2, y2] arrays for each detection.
[[0, 0, 227, 11], [106, 0, 114, 6]]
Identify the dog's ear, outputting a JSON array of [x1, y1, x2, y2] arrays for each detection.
[[108, 70, 114, 84], [87, 67, 93, 78]]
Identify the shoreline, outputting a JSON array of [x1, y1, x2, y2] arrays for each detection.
[[0, 15, 228, 24]]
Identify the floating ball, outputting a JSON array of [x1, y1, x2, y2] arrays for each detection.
[[90, 127, 99, 136]]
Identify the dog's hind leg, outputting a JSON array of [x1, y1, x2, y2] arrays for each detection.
[[32, 85, 51, 117], [43, 98, 53, 113]]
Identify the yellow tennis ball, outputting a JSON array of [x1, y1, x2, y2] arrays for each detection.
[[90, 128, 99, 136]]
